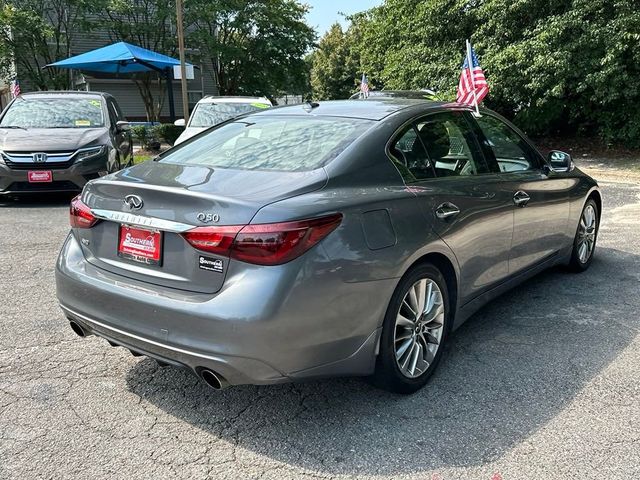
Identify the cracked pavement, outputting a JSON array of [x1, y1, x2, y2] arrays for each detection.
[[0, 167, 639, 479]]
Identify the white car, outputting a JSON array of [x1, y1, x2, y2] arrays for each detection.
[[173, 96, 272, 145]]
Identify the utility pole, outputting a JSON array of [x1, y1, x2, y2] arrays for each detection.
[[176, 0, 189, 122]]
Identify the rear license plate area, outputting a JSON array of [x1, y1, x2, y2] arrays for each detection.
[[118, 224, 162, 266]]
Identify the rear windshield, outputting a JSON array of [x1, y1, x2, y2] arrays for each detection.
[[160, 115, 373, 171], [0, 97, 105, 128], [189, 102, 271, 128]]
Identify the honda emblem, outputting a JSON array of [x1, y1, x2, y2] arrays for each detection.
[[33, 152, 47, 163]]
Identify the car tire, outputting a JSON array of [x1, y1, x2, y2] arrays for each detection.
[[568, 198, 599, 272], [373, 263, 451, 394]]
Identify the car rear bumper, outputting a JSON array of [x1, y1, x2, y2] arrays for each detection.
[[55, 232, 392, 386], [0, 154, 108, 194], [60, 303, 290, 386]]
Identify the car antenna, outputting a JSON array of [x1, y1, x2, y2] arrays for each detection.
[[303, 101, 320, 113]]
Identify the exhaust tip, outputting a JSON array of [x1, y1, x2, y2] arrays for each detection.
[[200, 369, 228, 390], [69, 321, 86, 337]]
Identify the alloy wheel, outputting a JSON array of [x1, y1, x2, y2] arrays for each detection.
[[577, 204, 597, 263], [394, 278, 445, 378]]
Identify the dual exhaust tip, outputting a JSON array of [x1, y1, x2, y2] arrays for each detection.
[[200, 369, 229, 390], [68, 320, 229, 390], [69, 320, 87, 338]]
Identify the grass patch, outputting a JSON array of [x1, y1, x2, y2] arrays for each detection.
[[133, 154, 153, 164]]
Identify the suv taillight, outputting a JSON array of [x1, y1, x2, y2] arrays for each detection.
[[181, 213, 342, 266], [70, 195, 98, 228]]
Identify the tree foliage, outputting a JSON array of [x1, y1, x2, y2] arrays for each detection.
[[0, 0, 93, 90], [186, 0, 316, 97], [310, 23, 359, 100], [1, 0, 315, 115], [314, 0, 640, 146], [94, 0, 177, 121]]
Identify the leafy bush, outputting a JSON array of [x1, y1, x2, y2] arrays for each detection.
[[130, 125, 151, 148], [152, 124, 185, 145], [131, 125, 166, 151], [321, 0, 640, 147]]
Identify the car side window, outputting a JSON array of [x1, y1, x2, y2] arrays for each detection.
[[474, 115, 541, 172], [388, 124, 435, 182], [414, 112, 488, 177], [107, 98, 125, 125]]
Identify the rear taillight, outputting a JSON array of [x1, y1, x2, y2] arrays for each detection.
[[70, 195, 98, 228], [232, 214, 343, 265], [181, 226, 243, 256], [181, 213, 342, 266]]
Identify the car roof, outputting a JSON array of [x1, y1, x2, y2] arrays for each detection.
[[349, 90, 439, 100], [17, 91, 108, 100], [198, 96, 271, 105], [251, 99, 456, 121]]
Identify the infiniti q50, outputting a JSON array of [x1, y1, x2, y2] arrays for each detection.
[[55, 99, 600, 393]]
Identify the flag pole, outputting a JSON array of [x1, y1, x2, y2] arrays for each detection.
[[466, 39, 481, 117]]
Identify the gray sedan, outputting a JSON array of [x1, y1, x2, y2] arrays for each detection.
[[55, 99, 601, 394]]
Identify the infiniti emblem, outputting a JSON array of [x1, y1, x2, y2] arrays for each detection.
[[33, 152, 47, 163], [123, 194, 144, 210]]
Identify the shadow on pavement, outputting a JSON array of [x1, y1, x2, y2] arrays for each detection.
[[0, 192, 76, 208], [125, 246, 638, 475]]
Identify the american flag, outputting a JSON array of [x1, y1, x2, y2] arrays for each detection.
[[360, 73, 369, 97], [456, 46, 488, 107], [10, 79, 20, 98]]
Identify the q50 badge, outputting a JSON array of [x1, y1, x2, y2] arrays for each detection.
[[197, 212, 220, 223], [199, 255, 224, 273]]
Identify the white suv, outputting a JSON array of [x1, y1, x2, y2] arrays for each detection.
[[173, 96, 272, 145]]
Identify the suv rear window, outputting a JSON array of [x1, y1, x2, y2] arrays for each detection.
[[160, 115, 373, 171], [0, 97, 105, 128], [189, 102, 270, 128]]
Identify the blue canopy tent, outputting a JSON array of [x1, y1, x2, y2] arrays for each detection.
[[46, 42, 193, 121]]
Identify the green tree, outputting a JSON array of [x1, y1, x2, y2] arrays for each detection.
[[310, 23, 359, 100], [476, 0, 640, 143], [349, 0, 474, 96], [345, 0, 640, 146], [96, 0, 177, 121], [186, 0, 316, 97], [0, 0, 92, 89]]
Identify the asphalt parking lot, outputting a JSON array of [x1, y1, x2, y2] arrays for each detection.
[[1, 168, 638, 480]]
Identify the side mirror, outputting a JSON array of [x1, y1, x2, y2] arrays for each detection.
[[547, 150, 573, 172], [174, 118, 186, 127], [115, 120, 130, 132]]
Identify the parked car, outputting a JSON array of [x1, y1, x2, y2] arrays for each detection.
[[56, 99, 600, 394], [0, 91, 132, 196], [173, 96, 272, 145]]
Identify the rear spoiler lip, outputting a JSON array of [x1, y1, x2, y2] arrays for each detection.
[[86, 179, 218, 201]]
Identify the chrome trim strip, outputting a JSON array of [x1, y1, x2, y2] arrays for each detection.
[[60, 304, 223, 362], [5, 152, 74, 157], [4, 146, 104, 164], [91, 208, 194, 232], [4, 151, 74, 163]]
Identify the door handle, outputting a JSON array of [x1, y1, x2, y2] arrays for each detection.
[[435, 202, 460, 219], [513, 190, 531, 207]]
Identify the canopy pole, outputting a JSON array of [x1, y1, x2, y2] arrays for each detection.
[[165, 69, 176, 122], [176, 0, 190, 123]]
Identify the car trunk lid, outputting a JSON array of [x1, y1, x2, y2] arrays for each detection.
[[75, 161, 327, 293]]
